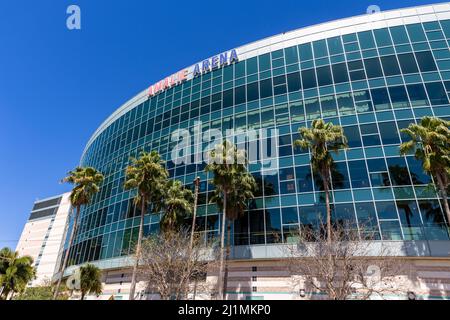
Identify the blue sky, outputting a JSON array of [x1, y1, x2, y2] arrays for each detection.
[[0, 0, 439, 249]]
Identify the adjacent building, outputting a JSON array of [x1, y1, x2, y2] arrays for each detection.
[[16, 193, 71, 286], [61, 3, 450, 299]]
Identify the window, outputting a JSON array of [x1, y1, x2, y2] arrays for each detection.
[[406, 24, 427, 42], [259, 53, 271, 71], [380, 56, 401, 76], [415, 51, 437, 72], [387, 157, 412, 186], [247, 82, 259, 101], [285, 46, 299, 64], [317, 66, 333, 86], [374, 28, 393, 47], [337, 92, 354, 115], [302, 69, 317, 89], [332, 63, 349, 83], [327, 36, 344, 55], [343, 126, 362, 148], [333, 203, 356, 226], [389, 86, 409, 109], [332, 162, 350, 189], [320, 95, 337, 117], [378, 122, 400, 145], [367, 158, 390, 187], [398, 53, 419, 74], [282, 207, 299, 224], [246, 57, 258, 74], [234, 85, 246, 105], [425, 82, 448, 105], [371, 88, 391, 111], [290, 101, 305, 122], [299, 43, 313, 61], [348, 160, 370, 188], [390, 25, 409, 44], [364, 58, 383, 78], [380, 220, 402, 240], [295, 166, 313, 192], [355, 202, 379, 238], [313, 39, 328, 58], [418, 200, 446, 229], [376, 201, 398, 219], [305, 98, 321, 120], [287, 72, 301, 92], [250, 210, 265, 244], [259, 78, 273, 98], [265, 208, 281, 243], [358, 30, 376, 49], [406, 157, 431, 185], [397, 200, 422, 226], [407, 84, 429, 107], [223, 89, 233, 108]]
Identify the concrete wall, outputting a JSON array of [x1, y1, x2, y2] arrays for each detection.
[[80, 256, 450, 300]]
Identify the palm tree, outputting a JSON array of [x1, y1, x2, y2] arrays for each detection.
[[79, 264, 102, 300], [400, 116, 450, 226], [160, 179, 194, 233], [294, 119, 348, 242], [54, 167, 104, 299], [205, 140, 257, 300], [0, 248, 35, 300], [124, 150, 168, 300]]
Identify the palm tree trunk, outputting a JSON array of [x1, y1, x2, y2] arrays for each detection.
[[435, 173, 450, 227], [129, 200, 146, 300], [189, 177, 200, 300], [222, 219, 231, 300], [53, 206, 80, 300], [324, 175, 332, 243], [190, 177, 200, 249], [217, 192, 227, 300]]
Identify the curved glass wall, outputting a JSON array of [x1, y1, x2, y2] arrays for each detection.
[[67, 16, 450, 267]]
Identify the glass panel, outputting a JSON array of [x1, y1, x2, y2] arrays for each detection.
[[295, 165, 313, 192], [381, 55, 401, 76], [343, 125, 362, 148], [364, 57, 383, 78], [358, 30, 376, 49], [415, 51, 437, 72], [387, 157, 412, 186], [302, 69, 317, 89], [327, 36, 344, 55], [332, 162, 350, 189], [313, 39, 328, 58], [376, 201, 398, 219], [390, 25, 409, 44], [265, 208, 281, 243], [348, 160, 370, 188], [374, 28, 393, 47], [406, 24, 427, 42], [371, 88, 391, 111], [332, 63, 349, 83], [398, 53, 419, 74], [299, 43, 313, 61]]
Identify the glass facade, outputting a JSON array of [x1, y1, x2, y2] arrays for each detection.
[[67, 15, 450, 267]]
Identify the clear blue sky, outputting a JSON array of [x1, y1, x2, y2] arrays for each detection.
[[0, 0, 440, 249]]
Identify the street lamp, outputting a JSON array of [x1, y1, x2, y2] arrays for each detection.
[[299, 289, 306, 298], [407, 291, 416, 300]]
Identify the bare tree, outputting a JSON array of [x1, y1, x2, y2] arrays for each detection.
[[139, 229, 214, 300], [286, 222, 413, 300]]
